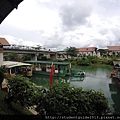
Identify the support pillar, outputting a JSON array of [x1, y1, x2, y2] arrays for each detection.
[[31, 53, 39, 61], [0, 46, 3, 66]]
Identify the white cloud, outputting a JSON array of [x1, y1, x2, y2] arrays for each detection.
[[38, 0, 52, 2], [0, 0, 120, 51], [4, 0, 60, 32], [0, 35, 39, 47]]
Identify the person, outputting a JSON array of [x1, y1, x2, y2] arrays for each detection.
[[55, 68, 58, 73]]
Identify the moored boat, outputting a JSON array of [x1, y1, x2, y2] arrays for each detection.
[[3, 61, 33, 79], [70, 69, 86, 77], [73, 70, 85, 77], [25, 60, 71, 77], [110, 61, 120, 80]]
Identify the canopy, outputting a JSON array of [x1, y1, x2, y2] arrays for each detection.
[[3, 61, 32, 68], [25, 60, 70, 66]]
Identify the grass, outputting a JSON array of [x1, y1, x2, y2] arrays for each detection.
[[0, 89, 34, 115]]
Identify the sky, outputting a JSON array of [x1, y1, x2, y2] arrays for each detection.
[[0, 0, 120, 51]]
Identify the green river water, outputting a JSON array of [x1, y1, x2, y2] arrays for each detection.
[[30, 65, 120, 115]]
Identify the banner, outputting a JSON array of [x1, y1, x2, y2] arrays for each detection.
[[50, 64, 54, 86]]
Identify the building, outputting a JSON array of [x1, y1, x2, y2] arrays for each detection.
[[0, 38, 10, 66], [107, 46, 120, 58], [77, 47, 98, 57]]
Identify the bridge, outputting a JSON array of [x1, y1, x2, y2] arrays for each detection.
[[0, 0, 67, 63], [3, 45, 57, 60], [3, 45, 66, 60]]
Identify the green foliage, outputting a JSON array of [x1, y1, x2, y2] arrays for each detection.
[[22, 54, 31, 61], [52, 59, 63, 62], [40, 56, 47, 60], [5, 75, 110, 115], [6, 75, 39, 108], [35, 45, 42, 50], [87, 56, 99, 64], [65, 56, 118, 66], [0, 90, 33, 115], [6, 53, 18, 61], [98, 49, 108, 56], [78, 58, 91, 66], [0, 66, 5, 86], [35, 83, 110, 115], [65, 47, 78, 57]]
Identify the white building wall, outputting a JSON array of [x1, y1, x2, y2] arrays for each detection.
[[0, 53, 3, 66]]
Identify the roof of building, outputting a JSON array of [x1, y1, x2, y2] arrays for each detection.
[[107, 46, 120, 51], [3, 61, 32, 68], [0, 38, 10, 46], [77, 47, 97, 52], [25, 60, 70, 65], [0, 0, 23, 24]]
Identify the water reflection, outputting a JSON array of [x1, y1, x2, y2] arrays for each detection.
[[69, 76, 85, 81], [30, 66, 120, 114], [29, 75, 70, 87]]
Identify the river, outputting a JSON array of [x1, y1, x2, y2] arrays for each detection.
[[30, 65, 120, 115]]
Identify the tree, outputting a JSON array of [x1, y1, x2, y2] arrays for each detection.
[[0, 66, 5, 89], [65, 47, 78, 58], [98, 49, 108, 57], [34, 45, 42, 51], [43, 47, 46, 50], [22, 54, 31, 61], [35, 83, 110, 115], [6, 53, 18, 61], [6, 75, 40, 108]]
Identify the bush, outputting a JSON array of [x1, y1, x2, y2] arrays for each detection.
[[6, 75, 40, 108], [0, 66, 5, 88], [35, 83, 110, 115], [77, 58, 91, 66], [5, 75, 111, 115]]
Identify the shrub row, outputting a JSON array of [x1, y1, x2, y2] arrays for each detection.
[[6, 75, 110, 115]]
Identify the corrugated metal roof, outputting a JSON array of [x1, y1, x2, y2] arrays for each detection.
[[107, 46, 120, 51], [25, 60, 70, 65], [0, 38, 10, 46], [77, 47, 97, 52]]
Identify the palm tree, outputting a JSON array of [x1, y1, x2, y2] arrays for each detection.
[[35, 45, 42, 51], [43, 47, 46, 50]]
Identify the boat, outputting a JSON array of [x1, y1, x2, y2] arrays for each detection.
[[70, 69, 86, 77], [3, 61, 33, 79], [110, 61, 120, 80], [24, 60, 71, 77], [73, 70, 85, 77]]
